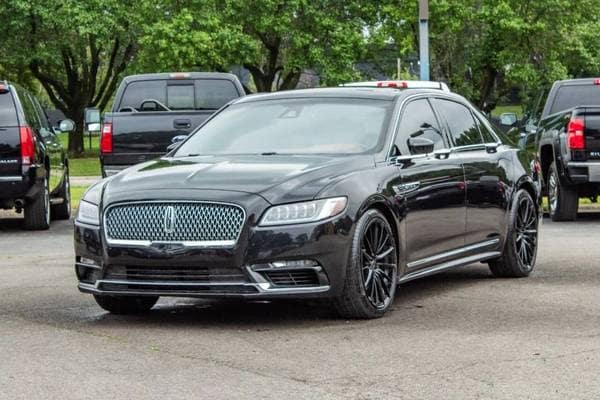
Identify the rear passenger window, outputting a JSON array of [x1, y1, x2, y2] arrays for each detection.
[[434, 99, 484, 147], [395, 99, 446, 155], [0, 93, 18, 126], [167, 84, 195, 110], [119, 81, 167, 111], [195, 80, 239, 109]]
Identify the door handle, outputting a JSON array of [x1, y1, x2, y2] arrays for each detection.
[[173, 119, 192, 129]]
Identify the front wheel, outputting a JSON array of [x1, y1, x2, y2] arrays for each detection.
[[334, 209, 398, 319], [93, 295, 159, 314], [51, 168, 71, 220], [489, 189, 538, 278]]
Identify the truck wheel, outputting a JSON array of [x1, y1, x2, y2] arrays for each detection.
[[24, 177, 51, 230], [489, 189, 538, 278], [51, 168, 71, 220], [333, 209, 398, 319], [548, 161, 578, 221], [93, 295, 158, 314]]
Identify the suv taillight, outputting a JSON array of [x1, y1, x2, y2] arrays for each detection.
[[19, 126, 35, 165], [100, 123, 113, 154], [567, 117, 585, 150]]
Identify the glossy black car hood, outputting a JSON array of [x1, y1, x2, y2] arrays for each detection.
[[103, 154, 376, 205]]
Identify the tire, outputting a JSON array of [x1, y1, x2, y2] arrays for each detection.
[[547, 161, 578, 221], [93, 295, 159, 314], [334, 209, 398, 319], [51, 168, 71, 220], [24, 177, 50, 230], [489, 189, 538, 278]]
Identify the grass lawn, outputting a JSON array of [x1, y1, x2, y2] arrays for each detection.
[[57, 132, 101, 176], [492, 105, 524, 119], [70, 157, 101, 176], [71, 185, 90, 211]]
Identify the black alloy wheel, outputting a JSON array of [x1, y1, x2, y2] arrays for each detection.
[[514, 193, 538, 269], [361, 218, 396, 309], [489, 189, 538, 278], [334, 209, 398, 319]]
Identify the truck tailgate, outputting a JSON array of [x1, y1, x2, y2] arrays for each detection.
[[584, 108, 600, 160], [107, 111, 212, 164]]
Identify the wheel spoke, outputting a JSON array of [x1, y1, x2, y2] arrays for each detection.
[[376, 246, 394, 260]]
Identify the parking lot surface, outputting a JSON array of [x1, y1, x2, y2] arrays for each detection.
[[1, 214, 600, 399]]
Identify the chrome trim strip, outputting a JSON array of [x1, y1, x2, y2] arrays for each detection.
[[102, 200, 246, 249], [105, 239, 237, 248], [406, 238, 500, 269], [568, 162, 600, 167], [0, 176, 23, 182], [82, 280, 330, 295], [400, 251, 501, 284]]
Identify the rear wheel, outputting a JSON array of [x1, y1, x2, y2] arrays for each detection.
[[489, 189, 538, 278], [51, 168, 71, 220], [93, 295, 159, 314], [24, 177, 50, 230], [547, 161, 578, 221], [334, 209, 398, 319]]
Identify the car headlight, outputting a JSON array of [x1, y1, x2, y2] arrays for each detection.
[[259, 197, 347, 226], [77, 200, 100, 225], [75, 179, 106, 225]]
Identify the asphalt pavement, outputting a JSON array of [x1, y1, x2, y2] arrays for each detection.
[[1, 212, 600, 399]]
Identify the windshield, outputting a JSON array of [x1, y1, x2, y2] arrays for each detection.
[[550, 84, 600, 115], [174, 98, 393, 156], [117, 79, 240, 111]]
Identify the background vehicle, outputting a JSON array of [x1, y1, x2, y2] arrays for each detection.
[[85, 72, 245, 177], [74, 87, 540, 318], [0, 80, 73, 229], [526, 78, 600, 221]]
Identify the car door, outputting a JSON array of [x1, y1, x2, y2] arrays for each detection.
[[432, 98, 509, 247], [31, 95, 64, 193], [389, 97, 466, 269]]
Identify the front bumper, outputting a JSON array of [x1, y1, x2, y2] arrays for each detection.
[[74, 214, 354, 299]]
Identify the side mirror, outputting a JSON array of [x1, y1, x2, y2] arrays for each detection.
[[499, 112, 518, 127], [408, 137, 435, 155], [58, 119, 75, 133], [84, 107, 101, 133], [166, 135, 188, 152]]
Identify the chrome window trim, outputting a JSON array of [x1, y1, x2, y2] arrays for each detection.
[[0, 176, 23, 182], [102, 200, 246, 249]]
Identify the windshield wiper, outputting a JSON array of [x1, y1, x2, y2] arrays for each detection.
[[261, 152, 279, 156]]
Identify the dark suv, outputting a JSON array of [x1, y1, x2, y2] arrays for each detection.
[[0, 80, 72, 229]]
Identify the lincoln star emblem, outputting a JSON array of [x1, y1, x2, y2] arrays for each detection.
[[163, 206, 176, 234]]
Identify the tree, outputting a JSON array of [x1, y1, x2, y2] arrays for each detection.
[[136, 0, 379, 92], [378, 0, 600, 112], [0, 0, 147, 154]]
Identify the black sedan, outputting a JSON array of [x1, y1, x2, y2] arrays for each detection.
[[74, 87, 541, 318]]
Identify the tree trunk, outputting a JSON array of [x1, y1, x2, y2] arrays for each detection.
[[478, 66, 498, 113], [66, 108, 85, 155]]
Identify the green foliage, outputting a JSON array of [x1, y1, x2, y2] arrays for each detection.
[[136, 0, 376, 91]]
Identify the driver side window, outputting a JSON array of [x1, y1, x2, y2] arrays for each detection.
[[394, 99, 446, 155]]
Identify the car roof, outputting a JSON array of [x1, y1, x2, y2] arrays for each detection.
[[121, 72, 240, 83], [236, 87, 440, 103], [234, 87, 453, 104]]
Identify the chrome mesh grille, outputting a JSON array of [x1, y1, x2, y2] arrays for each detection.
[[104, 202, 244, 243]]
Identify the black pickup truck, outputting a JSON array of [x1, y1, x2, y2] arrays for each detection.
[[0, 80, 73, 229], [85, 72, 245, 177], [528, 78, 600, 220]]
